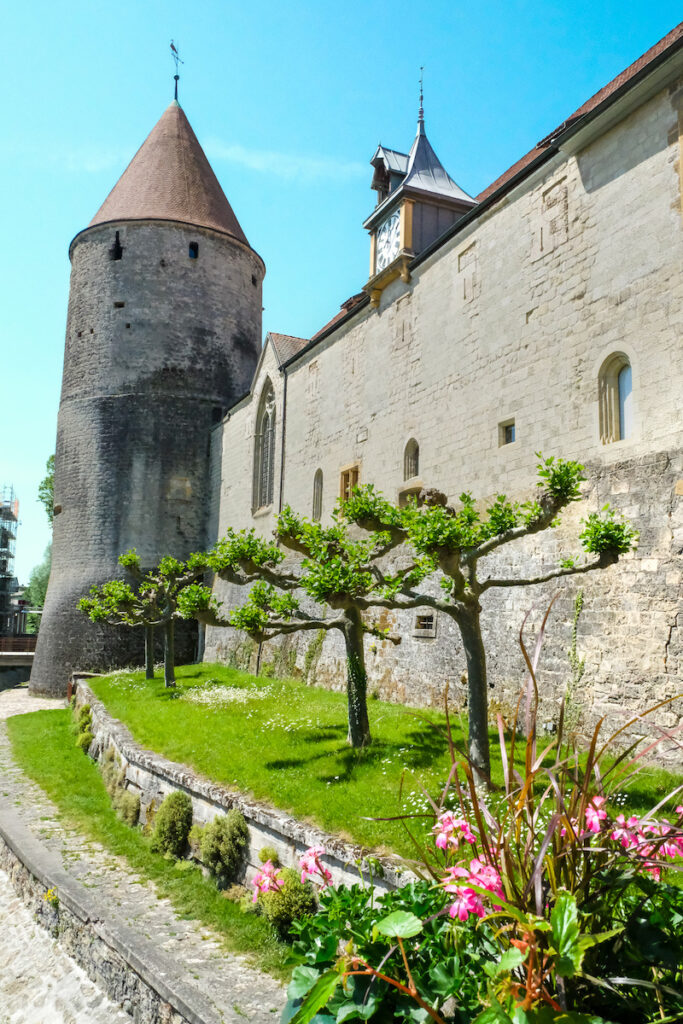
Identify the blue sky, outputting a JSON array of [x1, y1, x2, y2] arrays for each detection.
[[3, 0, 681, 582]]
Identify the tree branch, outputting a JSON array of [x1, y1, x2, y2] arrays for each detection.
[[257, 617, 343, 641], [462, 492, 563, 565], [480, 551, 616, 592]]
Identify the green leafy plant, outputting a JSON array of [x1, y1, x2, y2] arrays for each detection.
[[287, 613, 683, 1023], [150, 791, 193, 858], [199, 809, 249, 885]]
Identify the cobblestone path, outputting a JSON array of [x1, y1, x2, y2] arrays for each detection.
[[0, 685, 285, 1023]]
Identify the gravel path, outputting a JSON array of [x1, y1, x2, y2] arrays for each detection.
[[0, 684, 285, 1023]]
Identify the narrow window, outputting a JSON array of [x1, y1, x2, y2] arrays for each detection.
[[252, 381, 276, 511], [109, 230, 123, 261], [618, 364, 632, 440], [404, 438, 419, 480], [599, 353, 632, 443], [312, 469, 323, 521], [498, 419, 515, 446], [113, 301, 125, 309], [189, 242, 199, 259], [340, 466, 359, 503]]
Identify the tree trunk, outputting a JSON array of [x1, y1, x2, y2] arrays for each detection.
[[343, 608, 371, 748], [458, 608, 490, 779], [144, 625, 155, 680], [163, 619, 176, 688]]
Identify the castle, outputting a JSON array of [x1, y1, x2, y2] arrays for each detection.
[[31, 25, 683, 748]]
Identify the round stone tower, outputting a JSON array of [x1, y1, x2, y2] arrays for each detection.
[[30, 100, 264, 695]]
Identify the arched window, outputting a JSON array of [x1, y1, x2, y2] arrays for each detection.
[[404, 438, 419, 480], [598, 353, 632, 444], [312, 469, 323, 521], [252, 381, 276, 511]]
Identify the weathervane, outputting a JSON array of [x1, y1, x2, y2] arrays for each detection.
[[418, 65, 425, 123], [170, 40, 184, 101]]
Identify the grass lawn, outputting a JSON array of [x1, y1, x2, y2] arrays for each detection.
[[87, 663, 682, 858], [7, 709, 288, 976]]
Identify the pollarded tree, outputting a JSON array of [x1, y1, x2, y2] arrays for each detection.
[[177, 521, 417, 748], [79, 550, 207, 686], [340, 455, 637, 776]]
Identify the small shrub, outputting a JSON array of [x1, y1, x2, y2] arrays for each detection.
[[77, 703, 92, 725], [258, 845, 279, 865], [260, 868, 317, 939], [200, 809, 248, 885], [150, 791, 193, 858], [76, 730, 93, 751]]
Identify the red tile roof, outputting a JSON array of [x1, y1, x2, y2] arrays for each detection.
[[89, 102, 248, 243], [476, 21, 683, 202], [311, 293, 367, 342], [268, 332, 309, 364]]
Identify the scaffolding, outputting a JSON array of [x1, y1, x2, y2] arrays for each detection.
[[0, 486, 20, 636]]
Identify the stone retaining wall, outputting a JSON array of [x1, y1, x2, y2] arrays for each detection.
[[0, 806, 219, 1024], [75, 677, 408, 893]]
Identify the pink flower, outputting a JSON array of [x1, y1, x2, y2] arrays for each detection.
[[611, 814, 640, 849], [447, 888, 485, 921], [432, 812, 476, 852], [299, 845, 332, 887], [252, 860, 283, 902], [585, 796, 608, 833]]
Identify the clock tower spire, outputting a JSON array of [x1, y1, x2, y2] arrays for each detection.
[[363, 86, 477, 307]]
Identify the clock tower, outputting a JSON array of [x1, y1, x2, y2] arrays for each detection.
[[363, 96, 476, 307]]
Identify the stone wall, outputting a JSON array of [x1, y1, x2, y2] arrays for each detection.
[[207, 74, 683, 756], [0, 816, 193, 1023]]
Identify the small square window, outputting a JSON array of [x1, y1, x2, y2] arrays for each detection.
[[499, 419, 516, 446], [413, 610, 437, 638]]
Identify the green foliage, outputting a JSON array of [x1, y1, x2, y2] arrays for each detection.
[[199, 809, 249, 885], [287, 879, 495, 1021], [37, 454, 55, 525], [230, 581, 301, 634], [79, 579, 139, 624], [24, 544, 52, 631], [580, 507, 638, 555], [536, 452, 586, 502], [75, 702, 93, 752], [176, 582, 222, 620], [76, 730, 93, 751], [208, 529, 284, 574], [150, 791, 193, 858], [259, 845, 280, 865], [260, 867, 318, 939]]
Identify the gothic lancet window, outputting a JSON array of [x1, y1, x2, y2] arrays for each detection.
[[252, 381, 276, 511], [312, 469, 323, 521], [598, 353, 633, 444], [404, 438, 419, 480]]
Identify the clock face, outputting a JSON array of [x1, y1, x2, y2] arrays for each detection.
[[375, 210, 401, 272]]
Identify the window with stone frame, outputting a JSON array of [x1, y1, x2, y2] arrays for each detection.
[[340, 465, 359, 503], [598, 353, 633, 444], [252, 381, 276, 511], [404, 438, 419, 480], [312, 469, 323, 521]]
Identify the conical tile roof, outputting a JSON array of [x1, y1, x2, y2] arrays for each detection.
[[89, 101, 248, 244]]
